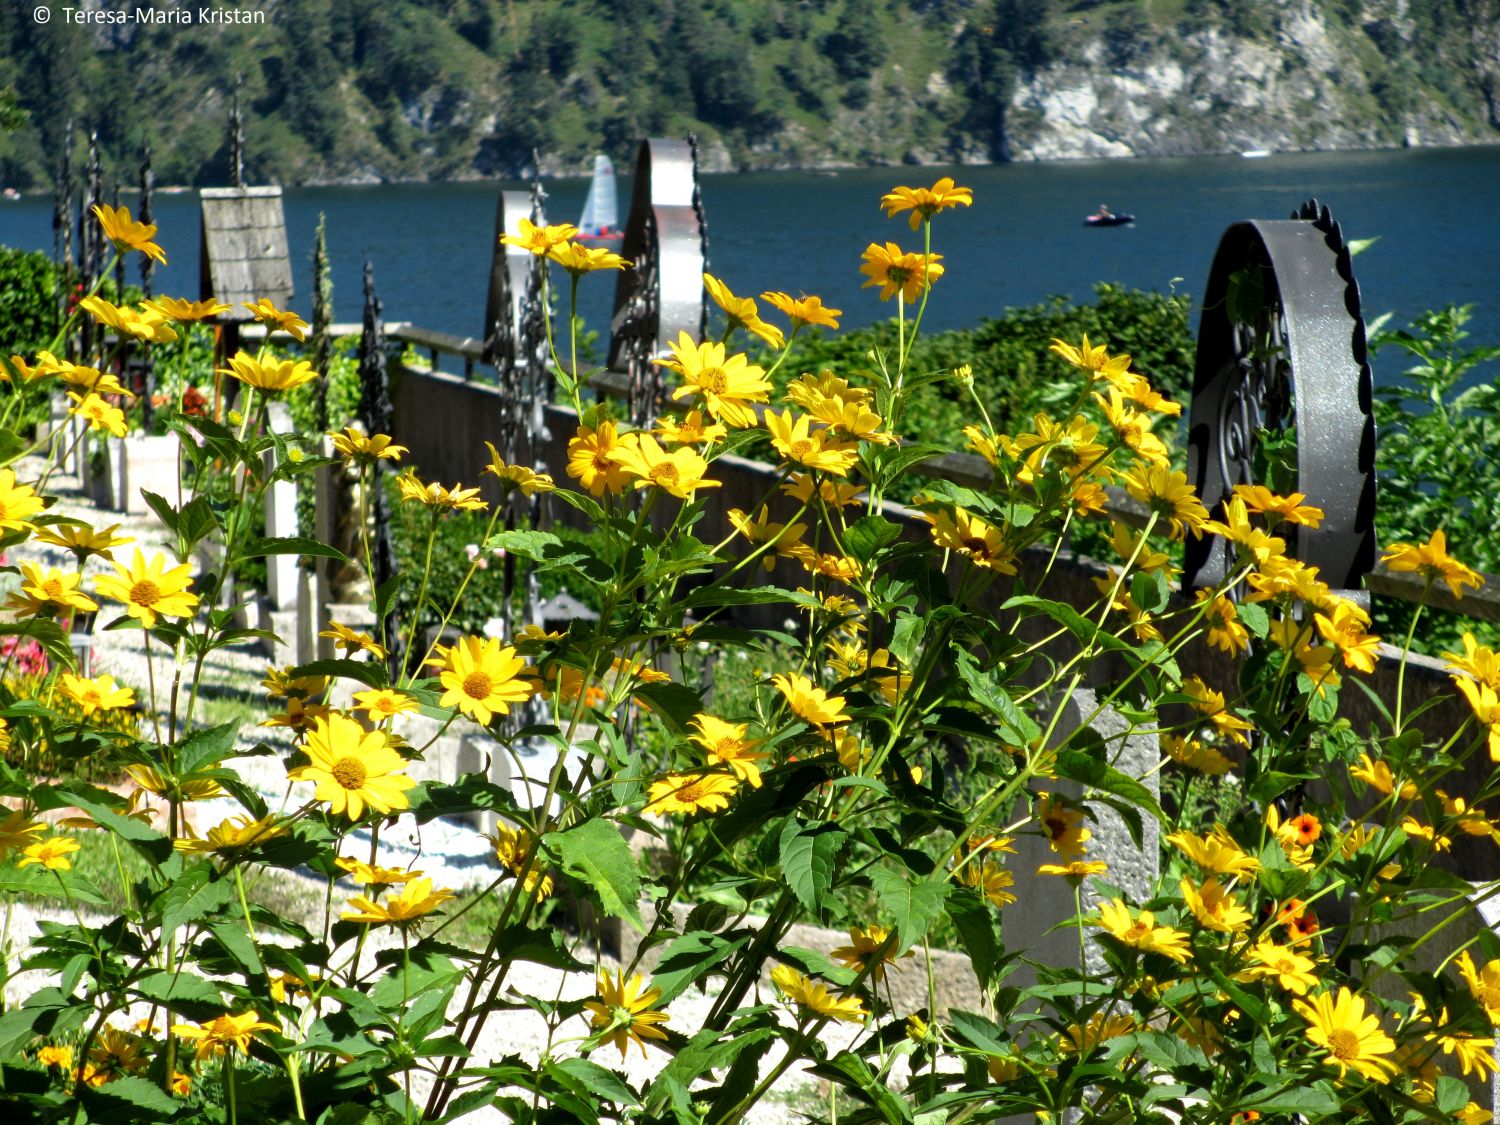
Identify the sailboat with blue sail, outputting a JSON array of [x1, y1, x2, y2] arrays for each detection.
[[577, 154, 622, 243]]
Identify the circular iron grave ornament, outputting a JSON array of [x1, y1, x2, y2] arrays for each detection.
[[1183, 199, 1378, 610]]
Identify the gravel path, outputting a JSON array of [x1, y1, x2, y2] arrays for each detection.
[[5, 456, 876, 1122]]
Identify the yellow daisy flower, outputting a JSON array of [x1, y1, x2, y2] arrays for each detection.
[[68, 391, 127, 438], [483, 443, 555, 495], [287, 712, 416, 819], [6, 562, 99, 617], [19, 836, 81, 871], [218, 351, 317, 393], [93, 550, 200, 628], [330, 426, 407, 462], [141, 295, 230, 321], [760, 291, 841, 330], [500, 218, 578, 256], [879, 176, 973, 229], [566, 421, 633, 496], [58, 673, 135, 716], [770, 964, 868, 1023], [545, 241, 631, 274], [645, 771, 739, 816], [584, 970, 670, 1058], [1382, 529, 1484, 598], [772, 673, 849, 726], [395, 471, 487, 512], [170, 1011, 278, 1061], [703, 273, 784, 349], [352, 688, 419, 722], [660, 332, 773, 429], [830, 924, 913, 981], [859, 242, 943, 302], [1293, 987, 1398, 1083], [1092, 898, 1191, 963], [31, 521, 133, 563], [608, 432, 721, 499], [436, 636, 534, 725], [688, 713, 768, 788], [0, 468, 46, 531], [242, 298, 309, 341], [93, 203, 166, 264], [489, 821, 554, 902], [341, 875, 455, 925]]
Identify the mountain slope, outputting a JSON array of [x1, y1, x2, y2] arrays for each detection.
[[1, 0, 1496, 188]]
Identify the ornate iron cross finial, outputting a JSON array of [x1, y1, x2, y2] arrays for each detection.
[[607, 138, 707, 427], [358, 262, 402, 674], [228, 77, 244, 188], [1183, 199, 1378, 607]]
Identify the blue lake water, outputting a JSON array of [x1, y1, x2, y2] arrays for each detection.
[[2, 145, 1496, 378]]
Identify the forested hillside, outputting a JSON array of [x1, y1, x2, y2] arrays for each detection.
[[2, 0, 1497, 188]]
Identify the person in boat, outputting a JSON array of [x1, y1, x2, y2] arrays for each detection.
[[1093, 203, 1113, 220]]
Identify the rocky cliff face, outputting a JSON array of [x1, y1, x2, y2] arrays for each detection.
[[1003, 3, 1494, 162]]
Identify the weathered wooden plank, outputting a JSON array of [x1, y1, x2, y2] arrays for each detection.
[[199, 186, 294, 315]]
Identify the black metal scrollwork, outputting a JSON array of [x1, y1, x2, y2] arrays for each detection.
[[1184, 199, 1378, 608], [608, 138, 707, 426]]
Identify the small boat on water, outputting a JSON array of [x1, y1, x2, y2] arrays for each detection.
[[1241, 149, 1273, 159], [1085, 211, 1134, 227], [577, 154, 622, 243], [1, 188, 19, 202]]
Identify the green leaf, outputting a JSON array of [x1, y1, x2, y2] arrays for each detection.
[[1001, 595, 1098, 646], [631, 682, 703, 735], [80, 1074, 182, 1122], [157, 865, 236, 944], [888, 612, 924, 668], [140, 490, 180, 533], [1054, 750, 1166, 825], [545, 1057, 637, 1107], [0, 618, 75, 671], [944, 891, 999, 990], [171, 721, 241, 776], [681, 585, 805, 610], [239, 536, 350, 563], [132, 970, 224, 1007], [1234, 1081, 1341, 1116], [1123, 1030, 1211, 1072], [779, 820, 847, 917], [868, 868, 948, 954], [646, 1023, 778, 1116], [489, 925, 589, 973], [1234, 599, 1269, 638], [844, 515, 903, 563], [946, 1008, 1008, 1055], [810, 1052, 913, 1124], [483, 529, 562, 562], [289, 657, 388, 689], [650, 931, 747, 1005], [545, 819, 643, 932], [953, 651, 1041, 745]]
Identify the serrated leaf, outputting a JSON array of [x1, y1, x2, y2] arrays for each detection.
[[631, 682, 702, 735], [844, 515, 903, 563], [239, 535, 349, 563], [545, 819, 643, 932], [79, 1074, 181, 1120], [868, 868, 948, 954], [158, 865, 236, 944], [483, 529, 562, 561], [944, 891, 999, 990], [1054, 750, 1166, 825], [779, 820, 846, 916], [171, 721, 240, 776], [651, 931, 746, 1004], [545, 1057, 637, 1107], [132, 970, 224, 1007]]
